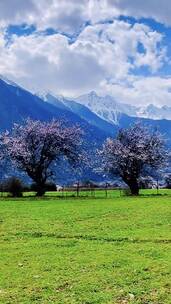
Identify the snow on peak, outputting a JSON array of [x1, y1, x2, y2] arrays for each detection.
[[75, 92, 138, 125], [137, 104, 171, 120], [38, 91, 67, 103], [74, 91, 171, 124], [0, 75, 21, 88]]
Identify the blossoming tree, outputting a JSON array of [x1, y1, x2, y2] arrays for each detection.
[[99, 123, 167, 195], [3, 119, 83, 196]]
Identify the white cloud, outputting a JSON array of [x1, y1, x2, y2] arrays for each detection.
[[100, 76, 171, 107], [108, 0, 171, 26], [0, 0, 37, 27], [0, 1, 170, 107], [0, 20, 166, 98], [0, 0, 171, 34], [0, 0, 89, 34], [0, 31, 105, 95], [78, 22, 166, 75]]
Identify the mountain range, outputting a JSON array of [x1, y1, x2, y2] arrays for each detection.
[[42, 91, 171, 148], [0, 75, 171, 182], [75, 91, 171, 124], [0, 76, 110, 139], [0, 75, 171, 142]]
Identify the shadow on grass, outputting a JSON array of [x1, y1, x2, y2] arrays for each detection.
[[13, 231, 171, 244]]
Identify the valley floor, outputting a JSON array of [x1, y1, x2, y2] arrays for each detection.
[[0, 196, 171, 303]]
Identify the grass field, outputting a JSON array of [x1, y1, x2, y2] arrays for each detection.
[[0, 195, 171, 303]]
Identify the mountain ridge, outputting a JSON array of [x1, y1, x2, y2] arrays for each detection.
[[75, 91, 171, 123], [0, 75, 171, 146]]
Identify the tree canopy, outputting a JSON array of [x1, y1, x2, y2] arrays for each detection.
[[99, 123, 167, 195], [2, 119, 83, 196]]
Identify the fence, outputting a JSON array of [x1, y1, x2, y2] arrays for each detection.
[[0, 185, 171, 198], [46, 186, 171, 199]]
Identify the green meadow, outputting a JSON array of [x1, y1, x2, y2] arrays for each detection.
[[0, 194, 171, 303]]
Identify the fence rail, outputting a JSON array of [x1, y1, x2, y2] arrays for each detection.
[[0, 187, 171, 198]]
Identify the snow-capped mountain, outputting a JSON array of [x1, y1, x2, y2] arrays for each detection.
[[43, 92, 171, 149], [42, 93, 117, 135], [75, 91, 138, 125], [0, 76, 110, 143], [136, 104, 171, 120], [1, 75, 171, 183], [0, 74, 21, 88], [75, 91, 171, 124]]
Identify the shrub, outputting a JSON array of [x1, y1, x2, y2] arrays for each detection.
[[4, 177, 24, 197]]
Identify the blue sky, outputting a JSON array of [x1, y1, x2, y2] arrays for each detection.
[[0, 0, 171, 107]]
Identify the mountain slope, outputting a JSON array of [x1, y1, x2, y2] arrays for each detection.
[[0, 78, 112, 141], [43, 93, 116, 135], [136, 104, 171, 120], [0, 77, 116, 182], [119, 113, 171, 147], [0, 77, 171, 182], [75, 91, 138, 125], [0, 78, 63, 130], [75, 91, 171, 123], [1, 76, 171, 147], [44, 92, 171, 147]]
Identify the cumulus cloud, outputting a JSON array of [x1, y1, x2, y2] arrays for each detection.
[[0, 31, 105, 95], [0, 1, 170, 106], [100, 76, 171, 107], [78, 22, 166, 75], [0, 0, 89, 34], [108, 0, 171, 26], [0, 0, 37, 27], [1, 0, 171, 33], [0, 19, 167, 99]]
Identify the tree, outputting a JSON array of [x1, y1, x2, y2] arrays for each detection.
[[165, 174, 171, 189], [99, 123, 167, 195], [3, 119, 83, 196]]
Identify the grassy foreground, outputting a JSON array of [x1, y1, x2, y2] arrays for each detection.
[[0, 196, 171, 303]]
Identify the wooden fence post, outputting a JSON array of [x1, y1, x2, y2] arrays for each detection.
[[105, 182, 108, 198], [76, 181, 80, 197]]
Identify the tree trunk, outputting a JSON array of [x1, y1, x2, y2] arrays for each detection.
[[36, 183, 46, 197], [123, 176, 140, 196], [129, 180, 139, 196]]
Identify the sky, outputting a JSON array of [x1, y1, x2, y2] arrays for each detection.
[[1, 0, 171, 107]]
